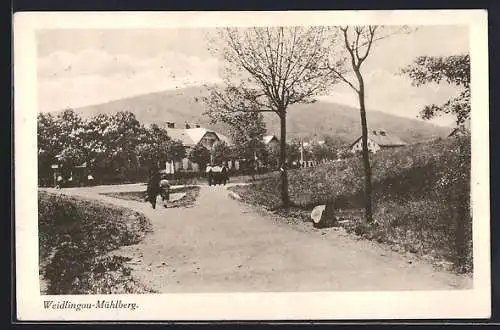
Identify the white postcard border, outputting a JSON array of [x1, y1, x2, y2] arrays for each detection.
[[14, 10, 490, 321]]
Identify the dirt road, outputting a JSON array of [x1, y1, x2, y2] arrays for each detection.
[[47, 183, 472, 292]]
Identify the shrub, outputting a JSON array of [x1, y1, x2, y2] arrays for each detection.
[[38, 191, 153, 294]]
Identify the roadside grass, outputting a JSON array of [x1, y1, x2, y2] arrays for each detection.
[[101, 186, 201, 208], [229, 136, 472, 274], [38, 191, 155, 294]]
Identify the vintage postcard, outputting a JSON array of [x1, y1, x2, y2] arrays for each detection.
[[14, 10, 490, 321]]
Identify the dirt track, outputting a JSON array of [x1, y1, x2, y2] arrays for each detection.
[[45, 183, 472, 292]]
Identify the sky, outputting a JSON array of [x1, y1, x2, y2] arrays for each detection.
[[37, 26, 469, 127]]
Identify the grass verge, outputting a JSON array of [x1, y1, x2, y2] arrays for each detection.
[[39, 191, 155, 294]]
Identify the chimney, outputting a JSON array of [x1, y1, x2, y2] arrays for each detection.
[[185, 122, 191, 129], [379, 130, 386, 136], [166, 122, 175, 129]]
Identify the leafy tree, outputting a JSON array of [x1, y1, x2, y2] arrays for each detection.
[[135, 124, 185, 168], [81, 113, 114, 166], [135, 124, 168, 168], [264, 143, 280, 169], [49, 109, 86, 167], [107, 111, 143, 168], [55, 145, 87, 168], [310, 143, 331, 162], [401, 54, 470, 125], [313, 136, 343, 161], [205, 109, 267, 175], [37, 112, 58, 156], [206, 27, 339, 208], [286, 141, 301, 165], [188, 143, 211, 170], [166, 140, 186, 163], [210, 140, 232, 166], [37, 112, 60, 171]]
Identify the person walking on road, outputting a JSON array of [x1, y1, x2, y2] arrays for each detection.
[[206, 164, 213, 186], [221, 163, 228, 185], [146, 169, 162, 209]]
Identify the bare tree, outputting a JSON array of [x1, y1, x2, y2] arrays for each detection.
[[325, 26, 412, 223], [205, 27, 339, 208]]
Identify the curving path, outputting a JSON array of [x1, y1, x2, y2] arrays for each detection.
[[43, 183, 472, 292]]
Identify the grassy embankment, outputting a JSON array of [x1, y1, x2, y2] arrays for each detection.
[[39, 191, 155, 294], [230, 136, 472, 274]]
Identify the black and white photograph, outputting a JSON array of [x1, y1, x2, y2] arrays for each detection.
[[14, 10, 490, 320]]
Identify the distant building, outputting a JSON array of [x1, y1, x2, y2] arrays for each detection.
[[263, 135, 279, 148], [350, 129, 407, 154], [163, 122, 231, 171], [165, 123, 231, 150], [448, 119, 471, 137]]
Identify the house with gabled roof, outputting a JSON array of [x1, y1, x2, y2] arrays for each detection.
[[350, 129, 407, 154], [263, 135, 279, 148], [163, 121, 232, 172], [166, 124, 231, 150], [448, 118, 471, 138]]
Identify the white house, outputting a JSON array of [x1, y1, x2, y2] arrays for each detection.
[[164, 122, 232, 171], [263, 134, 279, 147], [350, 129, 407, 154]]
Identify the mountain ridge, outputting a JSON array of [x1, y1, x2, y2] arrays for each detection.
[[53, 85, 451, 145]]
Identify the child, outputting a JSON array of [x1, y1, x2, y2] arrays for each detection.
[[159, 174, 170, 208], [56, 175, 63, 189], [87, 173, 94, 186]]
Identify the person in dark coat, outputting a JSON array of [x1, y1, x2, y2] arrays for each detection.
[[212, 165, 222, 185], [146, 169, 162, 209], [221, 164, 228, 185], [206, 164, 213, 186]]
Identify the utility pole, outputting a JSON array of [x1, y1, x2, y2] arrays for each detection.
[[300, 139, 304, 166]]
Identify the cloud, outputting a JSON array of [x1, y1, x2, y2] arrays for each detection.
[[38, 49, 221, 111], [318, 68, 461, 127], [37, 26, 467, 128]]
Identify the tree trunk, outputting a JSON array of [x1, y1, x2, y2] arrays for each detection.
[[454, 144, 469, 272], [356, 74, 373, 223], [279, 114, 290, 208], [454, 189, 467, 272]]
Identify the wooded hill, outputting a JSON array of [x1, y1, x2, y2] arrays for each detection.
[[55, 85, 451, 145]]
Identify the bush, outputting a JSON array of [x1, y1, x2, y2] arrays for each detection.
[[38, 191, 154, 294]]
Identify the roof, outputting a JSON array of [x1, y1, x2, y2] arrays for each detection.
[[166, 127, 231, 146], [263, 135, 279, 144], [350, 130, 407, 148], [448, 121, 471, 137]]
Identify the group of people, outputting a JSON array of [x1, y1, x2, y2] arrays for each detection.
[[144, 163, 229, 209], [145, 170, 171, 209], [206, 164, 229, 186], [55, 172, 94, 189]]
